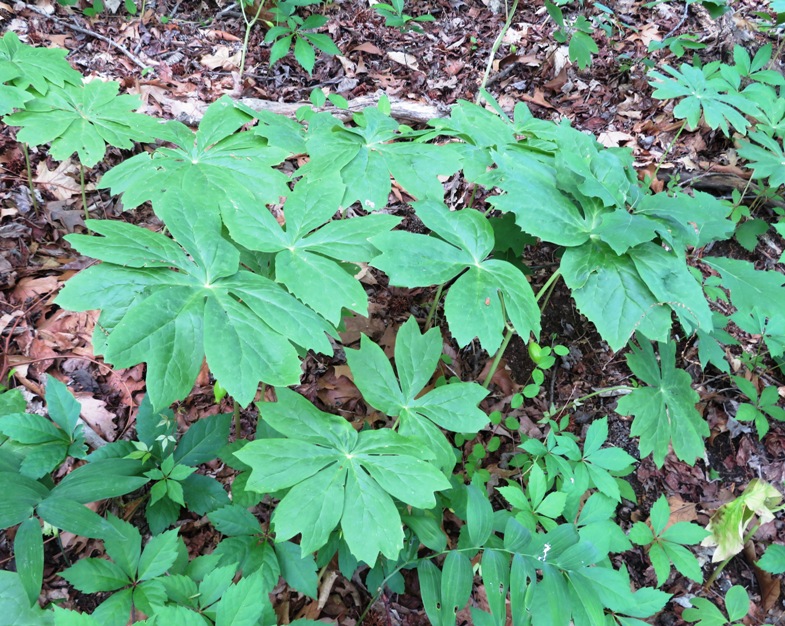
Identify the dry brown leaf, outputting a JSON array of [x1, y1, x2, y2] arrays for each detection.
[[35, 160, 82, 201], [743, 542, 782, 612], [105, 364, 147, 410], [387, 51, 419, 70], [597, 131, 634, 148], [12, 275, 59, 303], [201, 46, 241, 70], [667, 495, 698, 524], [353, 42, 383, 55], [521, 88, 556, 110], [74, 392, 117, 442], [204, 29, 242, 42]]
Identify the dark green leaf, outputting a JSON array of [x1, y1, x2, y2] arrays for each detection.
[[14, 517, 43, 606]]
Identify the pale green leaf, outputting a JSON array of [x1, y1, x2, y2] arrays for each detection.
[[562, 241, 671, 350], [342, 463, 404, 565], [758, 544, 785, 574], [214, 571, 267, 626], [60, 558, 131, 593], [14, 517, 43, 606], [137, 528, 180, 580], [275, 541, 318, 598], [616, 337, 708, 467], [6, 80, 157, 167]]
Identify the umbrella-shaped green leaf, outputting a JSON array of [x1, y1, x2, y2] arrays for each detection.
[[371, 201, 540, 353], [56, 213, 336, 409], [234, 388, 450, 565]]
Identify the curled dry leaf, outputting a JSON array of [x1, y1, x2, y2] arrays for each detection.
[[35, 160, 82, 201], [201, 46, 242, 70]]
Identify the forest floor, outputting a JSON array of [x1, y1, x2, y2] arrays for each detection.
[[1, 0, 785, 624]]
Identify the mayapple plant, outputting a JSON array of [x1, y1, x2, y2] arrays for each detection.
[[2, 29, 785, 625]]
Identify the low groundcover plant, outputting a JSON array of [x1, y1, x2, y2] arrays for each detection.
[[1, 29, 785, 626]]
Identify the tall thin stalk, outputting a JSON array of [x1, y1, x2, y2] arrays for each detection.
[[239, 0, 267, 77], [476, 0, 519, 103], [482, 270, 562, 389], [79, 163, 89, 223], [21, 144, 40, 215], [424, 284, 444, 331]]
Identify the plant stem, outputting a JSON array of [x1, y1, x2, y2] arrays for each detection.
[[535, 269, 561, 307], [704, 523, 760, 589], [424, 284, 444, 331], [240, 0, 267, 77], [21, 144, 39, 216], [482, 270, 562, 389], [79, 163, 89, 223], [553, 384, 633, 418], [476, 0, 519, 103], [233, 400, 241, 436], [482, 325, 515, 389], [653, 120, 686, 182]]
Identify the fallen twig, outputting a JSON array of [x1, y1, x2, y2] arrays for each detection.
[[21, 2, 153, 71], [174, 91, 449, 126]]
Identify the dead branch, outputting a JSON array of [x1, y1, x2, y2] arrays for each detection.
[[173, 92, 449, 127]]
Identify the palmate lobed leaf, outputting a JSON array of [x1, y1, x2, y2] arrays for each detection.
[[234, 388, 450, 565], [346, 316, 490, 469], [737, 131, 785, 188], [0, 65, 34, 115], [616, 336, 708, 467], [220, 174, 400, 324], [5, 79, 159, 167], [649, 63, 760, 135], [0, 31, 82, 95], [303, 106, 461, 207], [100, 97, 291, 216], [371, 201, 540, 353], [56, 215, 336, 409]]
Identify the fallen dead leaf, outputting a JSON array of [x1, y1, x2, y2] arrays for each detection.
[[597, 130, 634, 148], [387, 51, 419, 70], [521, 88, 556, 110], [353, 42, 383, 55], [667, 495, 698, 525], [743, 541, 781, 612], [201, 46, 241, 70], [35, 159, 83, 201], [74, 392, 117, 442], [12, 275, 59, 303]]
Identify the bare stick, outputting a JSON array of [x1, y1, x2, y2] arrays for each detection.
[[21, 3, 152, 71]]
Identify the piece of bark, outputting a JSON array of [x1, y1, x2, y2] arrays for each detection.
[[661, 170, 785, 212], [172, 92, 448, 127]]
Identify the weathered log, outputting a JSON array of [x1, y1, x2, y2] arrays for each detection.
[[173, 92, 448, 127]]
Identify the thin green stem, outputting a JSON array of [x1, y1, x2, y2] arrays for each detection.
[[233, 400, 241, 437], [766, 39, 785, 73], [79, 163, 89, 224], [553, 385, 633, 419], [535, 269, 561, 304], [483, 325, 515, 389], [21, 144, 39, 216], [467, 184, 478, 210], [239, 0, 266, 77], [424, 284, 444, 331], [653, 120, 686, 182], [476, 0, 519, 103], [482, 270, 562, 390]]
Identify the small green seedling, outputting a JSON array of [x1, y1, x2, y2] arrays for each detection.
[[373, 0, 435, 33], [628, 495, 708, 585], [731, 375, 785, 438], [683, 585, 749, 626]]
